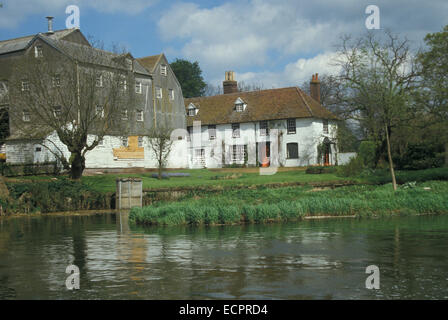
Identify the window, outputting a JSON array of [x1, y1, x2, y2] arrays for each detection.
[[156, 87, 162, 98], [121, 109, 128, 120], [287, 143, 299, 159], [234, 98, 246, 112], [135, 81, 142, 94], [136, 110, 144, 122], [35, 147, 42, 152], [169, 89, 174, 100], [97, 137, 104, 146], [96, 105, 104, 118], [34, 46, 43, 58], [121, 136, 128, 147], [22, 110, 30, 122], [260, 121, 269, 136], [232, 123, 240, 138], [188, 108, 195, 116], [323, 119, 329, 134], [208, 125, 216, 140], [53, 106, 62, 118], [160, 64, 167, 76], [287, 118, 296, 134], [21, 81, 29, 92], [232, 145, 247, 162], [52, 76, 61, 88], [138, 136, 143, 147], [96, 75, 103, 87], [120, 78, 127, 91]]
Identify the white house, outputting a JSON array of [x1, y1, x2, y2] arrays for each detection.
[[184, 72, 342, 169]]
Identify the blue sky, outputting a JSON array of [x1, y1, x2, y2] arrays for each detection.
[[1, 0, 447, 88]]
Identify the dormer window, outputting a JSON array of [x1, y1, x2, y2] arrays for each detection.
[[187, 103, 198, 116], [234, 97, 246, 112]]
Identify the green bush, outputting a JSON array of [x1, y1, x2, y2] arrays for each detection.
[[306, 166, 337, 174], [358, 141, 377, 168]]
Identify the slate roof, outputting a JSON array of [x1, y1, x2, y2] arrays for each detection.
[[184, 87, 338, 126], [0, 29, 80, 55]]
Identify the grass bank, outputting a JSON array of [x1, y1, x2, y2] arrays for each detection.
[[129, 181, 448, 226]]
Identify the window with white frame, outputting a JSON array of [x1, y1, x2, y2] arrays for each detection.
[[22, 110, 30, 122], [136, 110, 144, 122], [52, 75, 60, 88], [135, 81, 142, 94], [260, 120, 269, 136], [287, 143, 299, 159], [160, 64, 167, 76], [232, 145, 247, 162], [323, 119, 329, 134], [34, 46, 43, 58], [156, 86, 162, 98], [188, 108, 195, 116], [96, 75, 103, 87], [53, 106, 62, 119], [97, 137, 104, 146], [232, 123, 240, 138], [96, 105, 104, 118], [21, 81, 29, 92], [121, 109, 128, 120], [138, 136, 143, 147], [235, 103, 244, 112], [287, 118, 296, 134], [169, 89, 174, 100], [208, 125, 216, 140], [121, 136, 128, 147]]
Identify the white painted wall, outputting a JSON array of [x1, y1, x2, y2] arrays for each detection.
[[187, 118, 338, 168]]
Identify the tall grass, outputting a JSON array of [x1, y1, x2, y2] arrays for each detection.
[[129, 181, 448, 226]]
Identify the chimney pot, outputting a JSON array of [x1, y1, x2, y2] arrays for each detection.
[[46, 16, 54, 34], [223, 71, 238, 94]]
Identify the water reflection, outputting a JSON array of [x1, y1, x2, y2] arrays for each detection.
[[0, 214, 448, 299]]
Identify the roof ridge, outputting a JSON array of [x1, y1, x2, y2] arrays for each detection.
[[185, 86, 297, 100], [295, 87, 314, 117], [0, 29, 73, 44]]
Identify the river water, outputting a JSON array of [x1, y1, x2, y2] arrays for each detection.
[[0, 213, 447, 299]]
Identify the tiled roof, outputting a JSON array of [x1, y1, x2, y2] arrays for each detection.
[[184, 87, 338, 126], [136, 54, 163, 73]]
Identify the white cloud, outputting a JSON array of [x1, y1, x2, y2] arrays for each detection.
[[0, 0, 158, 28]]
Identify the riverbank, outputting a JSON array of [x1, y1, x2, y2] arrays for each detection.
[[129, 180, 448, 226]]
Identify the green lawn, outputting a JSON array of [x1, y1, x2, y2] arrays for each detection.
[[80, 168, 355, 193]]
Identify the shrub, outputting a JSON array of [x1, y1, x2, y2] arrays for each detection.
[[358, 141, 377, 168], [337, 156, 364, 177], [306, 166, 337, 174]]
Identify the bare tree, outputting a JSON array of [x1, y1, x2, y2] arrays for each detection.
[[334, 31, 419, 191], [9, 40, 132, 179], [148, 125, 174, 179]]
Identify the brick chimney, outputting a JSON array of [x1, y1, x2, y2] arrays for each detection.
[[310, 73, 320, 103], [223, 71, 238, 94], [46, 16, 54, 34]]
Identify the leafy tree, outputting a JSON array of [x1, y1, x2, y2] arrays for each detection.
[[170, 59, 206, 98], [417, 25, 448, 166]]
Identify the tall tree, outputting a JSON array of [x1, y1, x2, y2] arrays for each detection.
[[334, 31, 419, 191], [170, 59, 206, 98], [10, 41, 131, 179], [417, 25, 448, 166]]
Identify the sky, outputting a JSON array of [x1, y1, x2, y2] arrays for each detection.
[[1, 0, 447, 89]]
